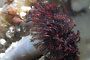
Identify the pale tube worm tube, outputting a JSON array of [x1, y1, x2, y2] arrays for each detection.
[[0, 35, 41, 60]]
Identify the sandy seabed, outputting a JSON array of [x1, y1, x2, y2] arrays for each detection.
[[73, 10, 90, 60]]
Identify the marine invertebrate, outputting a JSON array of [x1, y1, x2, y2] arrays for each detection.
[[12, 16, 23, 24], [26, 2, 80, 60], [5, 0, 13, 4], [7, 6, 17, 15]]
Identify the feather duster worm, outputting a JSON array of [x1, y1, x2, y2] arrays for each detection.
[[25, 2, 80, 60]]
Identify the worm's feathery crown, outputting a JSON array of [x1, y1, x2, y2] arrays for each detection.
[[26, 2, 80, 60]]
